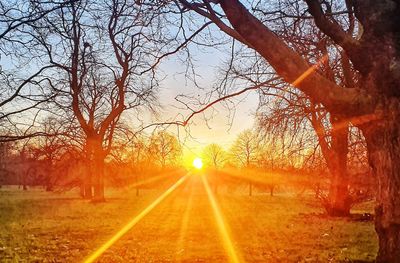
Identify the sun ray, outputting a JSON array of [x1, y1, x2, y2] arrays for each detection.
[[176, 182, 194, 261], [291, 54, 328, 87], [83, 175, 188, 263], [127, 169, 183, 190], [201, 175, 243, 263], [217, 167, 277, 187]]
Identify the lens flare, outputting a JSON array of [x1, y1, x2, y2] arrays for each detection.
[[201, 175, 242, 263], [193, 157, 203, 169], [83, 175, 187, 263]]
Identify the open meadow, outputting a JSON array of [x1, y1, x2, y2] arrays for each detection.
[[0, 175, 377, 263]]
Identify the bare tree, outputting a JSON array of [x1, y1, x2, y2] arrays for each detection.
[[148, 131, 182, 170], [0, 1, 73, 142], [168, 1, 400, 259], [202, 143, 226, 169], [202, 143, 226, 193], [209, 3, 359, 216], [229, 129, 260, 196], [17, 0, 163, 201]]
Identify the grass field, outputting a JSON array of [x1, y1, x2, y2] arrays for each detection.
[[0, 175, 377, 262]]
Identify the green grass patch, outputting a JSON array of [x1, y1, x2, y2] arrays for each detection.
[[0, 180, 377, 262]]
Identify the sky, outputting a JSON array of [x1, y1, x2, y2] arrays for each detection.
[[1, 17, 260, 162], [155, 45, 260, 159]]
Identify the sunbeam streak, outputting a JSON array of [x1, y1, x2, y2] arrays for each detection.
[[128, 171, 178, 189], [176, 185, 194, 261], [83, 175, 188, 263], [201, 175, 243, 263], [291, 54, 328, 87]]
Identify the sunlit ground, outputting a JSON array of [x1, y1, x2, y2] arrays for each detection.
[[0, 174, 377, 262]]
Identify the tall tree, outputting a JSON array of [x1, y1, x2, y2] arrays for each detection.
[[173, 1, 400, 260], [202, 143, 226, 169], [230, 129, 260, 196], [23, 0, 161, 201], [148, 131, 182, 169]]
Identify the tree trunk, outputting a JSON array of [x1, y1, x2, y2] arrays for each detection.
[[80, 183, 85, 198], [316, 114, 351, 217], [22, 172, 27, 191], [83, 140, 94, 199], [46, 184, 53, 192], [249, 182, 252, 196], [325, 168, 351, 216], [326, 114, 351, 216], [362, 101, 400, 262], [81, 158, 92, 199], [45, 167, 53, 192], [83, 171, 93, 199], [92, 150, 105, 202]]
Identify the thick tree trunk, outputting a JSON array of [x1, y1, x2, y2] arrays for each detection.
[[83, 175, 93, 199], [92, 150, 105, 202], [326, 115, 351, 216], [83, 157, 93, 199], [311, 112, 351, 216], [45, 167, 53, 192], [325, 168, 351, 216], [362, 102, 400, 262]]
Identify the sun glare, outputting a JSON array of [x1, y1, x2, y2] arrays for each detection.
[[193, 157, 203, 169], [83, 176, 188, 263]]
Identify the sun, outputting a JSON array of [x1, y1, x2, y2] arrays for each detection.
[[193, 157, 203, 169]]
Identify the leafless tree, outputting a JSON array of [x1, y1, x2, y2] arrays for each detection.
[[0, 1, 74, 142], [229, 129, 260, 196], [15, 0, 165, 201], [148, 131, 182, 169], [202, 143, 226, 169], [165, 1, 400, 259]]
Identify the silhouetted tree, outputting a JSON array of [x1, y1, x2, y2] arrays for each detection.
[[171, 1, 400, 259], [202, 143, 226, 169], [230, 129, 260, 196], [148, 131, 182, 170]]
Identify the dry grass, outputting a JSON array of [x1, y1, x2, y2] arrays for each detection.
[[0, 175, 377, 262]]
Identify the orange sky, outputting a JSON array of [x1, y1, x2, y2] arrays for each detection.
[[154, 50, 260, 159]]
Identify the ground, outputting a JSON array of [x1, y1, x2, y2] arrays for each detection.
[[0, 175, 377, 262]]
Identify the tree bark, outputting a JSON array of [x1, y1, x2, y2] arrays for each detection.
[[92, 143, 105, 202], [83, 145, 93, 199], [311, 110, 351, 216], [219, 0, 374, 115], [362, 100, 400, 262], [325, 167, 351, 216], [326, 114, 351, 216], [80, 183, 85, 198], [45, 166, 54, 192], [83, 172, 93, 199]]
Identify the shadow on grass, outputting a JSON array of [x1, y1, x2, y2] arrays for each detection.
[[298, 212, 374, 222], [339, 260, 375, 263]]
